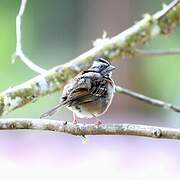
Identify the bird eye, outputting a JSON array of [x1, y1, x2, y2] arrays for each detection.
[[100, 65, 104, 69]]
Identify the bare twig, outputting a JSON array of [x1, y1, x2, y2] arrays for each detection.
[[136, 48, 180, 56], [0, 0, 179, 116], [115, 86, 180, 113], [0, 118, 180, 140], [154, 0, 180, 19], [13, 0, 47, 74]]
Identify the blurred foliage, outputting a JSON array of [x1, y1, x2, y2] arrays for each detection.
[[143, 32, 180, 102]]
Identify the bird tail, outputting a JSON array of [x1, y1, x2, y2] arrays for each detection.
[[40, 103, 63, 118]]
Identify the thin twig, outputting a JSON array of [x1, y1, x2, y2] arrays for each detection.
[[136, 48, 180, 56], [13, 0, 47, 74], [115, 86, 180, 113], [0, 118, 180, 140]]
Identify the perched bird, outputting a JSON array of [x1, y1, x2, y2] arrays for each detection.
[[40, 58, 115, 124]]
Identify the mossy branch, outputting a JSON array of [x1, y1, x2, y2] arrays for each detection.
[[0, 0, 180, 116], [0, 118, 180, 140]]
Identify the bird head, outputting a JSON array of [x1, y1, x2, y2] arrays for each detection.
[[89, 58, 115, 77]]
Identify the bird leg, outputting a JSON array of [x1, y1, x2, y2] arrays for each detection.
[[91, 114, 102, 125], [73, 113, 78, 124]]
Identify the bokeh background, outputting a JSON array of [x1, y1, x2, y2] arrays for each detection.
[[0, 0, 180, 179]]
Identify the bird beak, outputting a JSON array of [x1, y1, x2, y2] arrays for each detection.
[[107, 65, 115, 72]]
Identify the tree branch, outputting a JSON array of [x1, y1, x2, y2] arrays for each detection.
[[136, 48, 180, 56], [0, 0, 179, 116], [12, 0, 47, 74], [0, 118, 180, 140], [155, 0, 180, 20], [115, 86, 180, 113]]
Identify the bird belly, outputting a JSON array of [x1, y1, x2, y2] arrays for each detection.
[[67, 86, 114, 119], [67, 105, 94, 118]]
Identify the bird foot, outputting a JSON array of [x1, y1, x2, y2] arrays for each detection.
[[73, 119, 78, 124], [96, 119, 102, 125], [73, 113, 78, 124]]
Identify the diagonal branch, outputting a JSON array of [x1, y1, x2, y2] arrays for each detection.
[[115, 86, 180, 113], [0, 0, 179, 116], [12, 0, 47, 74], [0, 118, 180, 140], [155, 0, 180, 20]]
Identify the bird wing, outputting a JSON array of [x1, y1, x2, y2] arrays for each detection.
[[60, 72, 110, 106], [40, 71, 113, 118]]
